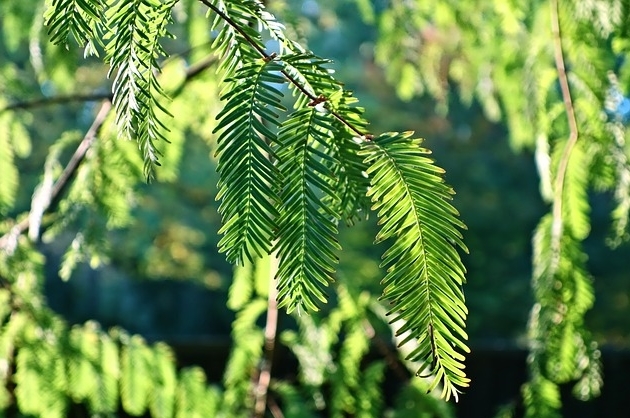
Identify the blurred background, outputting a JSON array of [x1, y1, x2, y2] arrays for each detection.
[[2, 0, 630, 417]]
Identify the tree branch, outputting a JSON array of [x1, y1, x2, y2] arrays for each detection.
[[0, 55, 217, 115], [0, 100, 111, 254], [254, 256, 280, 418], [550, 0, 579, 262], [0, 55, 218, 252], [0, 93, 113, 115], [198, 0, 371, 139]]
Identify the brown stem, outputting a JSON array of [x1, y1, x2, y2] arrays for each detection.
[[0, 55, 216, 115], [363, 319, 409, 381], [0, 101, 112, 252], [267, 395, 285, 418], [198, 0, 370, 139], [0, 93, 113, 115], [550, 0, 579, 263], [254, 256, 280, 418]]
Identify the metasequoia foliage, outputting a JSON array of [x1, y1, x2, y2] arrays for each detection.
[[364, 0, 630, 415], [0, 0, 471, 412], [0, 239, 219, 417]]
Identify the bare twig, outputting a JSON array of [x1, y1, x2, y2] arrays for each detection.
[[267, 395, 285, 418], [0, 55, 217, 115], [0, 100, 110, 251], [550, 0, 579, 263], [0, 101, 111, 253], [254, 256, 280, 418], [0, 93, 113, 115]]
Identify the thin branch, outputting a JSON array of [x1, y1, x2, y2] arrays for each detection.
[[0, 100, 112, 253], [254, 256, 280, 418], [267, 395, 285, 418], [0, 55, 217, 115], [363, 319, 409, 381], [0, 55, 218, 251], [0, 93, 113, 115], [198, 0, 370, 139], [550, 0, 579, 262]]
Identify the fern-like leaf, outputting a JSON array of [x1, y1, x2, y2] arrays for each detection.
[[175, 368, 219, 418], [0, 113, 19, 214], [556, 140, 591, 240], [208, 0, 262, 76], [214, 60, 285, 264], [521, 372, 562, 418], [274, 107, 341, 313], [531, 214, 600, 389], [104, 0, 175, 180], [44, 0, 104, 49], [120, 335, 152, 415], [360, 132, 469, 400], [150, 343, 177, 418]]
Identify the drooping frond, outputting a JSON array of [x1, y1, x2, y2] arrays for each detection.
[[360, 132, 469, 400], [175, 368, 221, 417], [213, 60, 285, 264], [274, 107, 341, 313], [0, 114, 19, 214], [553, 139, 592, 240], [120, 335, 153, 415], [150, 343, 177, 418], [530, 214, 601, 391], [521, 371, 562, 418], [44, 0, 104, 53], [329, 126, 371, 224], [221, 298, 267, 414], [104, 0, 176, 180]]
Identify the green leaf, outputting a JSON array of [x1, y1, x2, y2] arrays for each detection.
[[121, 335, 153, 415], [104, 0, 176, 180], [274, 107, 341, 313], [360, 132, 469, 400], [214, 60, 285, 264], [150, 343, 177, 418]]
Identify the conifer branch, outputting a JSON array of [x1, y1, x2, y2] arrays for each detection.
[[199, 0, 369, 139], [550, 0, 579, 263]]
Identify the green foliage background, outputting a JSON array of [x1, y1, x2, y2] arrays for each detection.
[[0, 0, 629, 417]]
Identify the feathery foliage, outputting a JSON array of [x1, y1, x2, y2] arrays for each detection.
[[361, 132, 469, 400], [202, 1, 469, 393], [104, 0, 176, 180], [0, 0, 474, 414], [214, 60, 284, 264], [0, 239, 221, 417], [359, 0, 630, 414], [275, 106, 341, 313]]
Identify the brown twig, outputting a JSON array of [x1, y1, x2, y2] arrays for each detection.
[[363, 319, 409, 381], [550, 0, 579, 261], [254, 256, 280, 418], [267, 395, 285, 418], [0, 101, 112, 253], [198, 0, 370, 139], [0, 93, 113, 115], [0, 55, 218, 250], [0, 55, 217, 115]]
